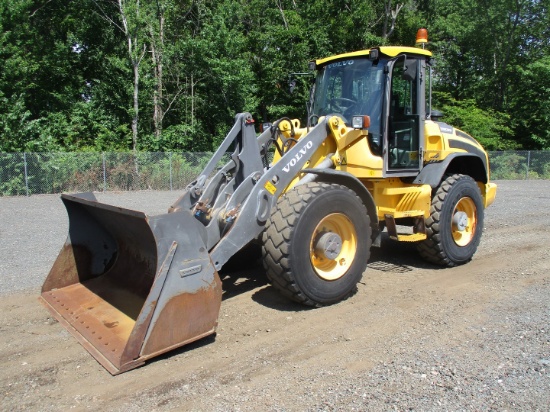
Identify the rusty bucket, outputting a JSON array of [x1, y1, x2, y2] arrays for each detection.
[[40, 193, 222, 374]]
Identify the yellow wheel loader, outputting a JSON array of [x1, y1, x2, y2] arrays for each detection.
[[41, 36, 497, 374]]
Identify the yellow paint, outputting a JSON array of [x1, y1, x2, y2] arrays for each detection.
[[392, 233, 427, 242], [271, 116, 338, 194], [338, 138, 383, 178], [452, 197, 477, 246], [484, 182, 497, 208], [315, 46, 432, 66], [369, 179, 432, 220], [309, 213, 357, 280], [267, 109, 495, 246]]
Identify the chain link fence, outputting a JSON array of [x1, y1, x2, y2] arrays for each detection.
[[0, 152, 230, 196], [489, 151, 550, 180], [1, 150, 549, 196]]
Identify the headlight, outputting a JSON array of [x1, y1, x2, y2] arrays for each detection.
[[352, 115, 370, 129]]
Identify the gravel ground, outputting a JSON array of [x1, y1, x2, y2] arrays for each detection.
[[0, 191, 177, 295], [0, 180, 549, 411]]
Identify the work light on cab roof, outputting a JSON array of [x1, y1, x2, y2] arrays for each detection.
[[416, 28, 428, 47]]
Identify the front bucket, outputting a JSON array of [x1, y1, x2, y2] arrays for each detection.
[[40, 193, 222, 374]]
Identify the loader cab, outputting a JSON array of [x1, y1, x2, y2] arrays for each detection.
[[311, 47, 432, 177]]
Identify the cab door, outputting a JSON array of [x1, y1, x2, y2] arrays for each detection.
[[383, 56, 425, 176]]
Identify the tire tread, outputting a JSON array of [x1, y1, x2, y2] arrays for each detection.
[[262, 182, 369, 306], [417, 174, 483, 267]]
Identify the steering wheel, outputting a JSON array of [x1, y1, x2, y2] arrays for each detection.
[[331, 97, 357, 110]]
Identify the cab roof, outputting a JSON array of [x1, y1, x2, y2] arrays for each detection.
[[314, 46, 432, 67]]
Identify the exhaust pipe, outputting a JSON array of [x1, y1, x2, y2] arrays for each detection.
[[40, 193, 222, 374]]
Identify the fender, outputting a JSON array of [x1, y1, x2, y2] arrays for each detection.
[[413, 153, 488, 188], [300, 168, 379, 231]]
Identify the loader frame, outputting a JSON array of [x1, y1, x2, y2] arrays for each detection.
[[170, 112, 377, 271]]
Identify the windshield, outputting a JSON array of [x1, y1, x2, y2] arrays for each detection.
[[311, 58, 386, 138]]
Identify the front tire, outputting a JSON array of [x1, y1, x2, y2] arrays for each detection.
[[262, 182, 371, 307], [418, 174, 484, 266]]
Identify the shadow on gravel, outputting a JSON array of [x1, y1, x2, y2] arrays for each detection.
[[220, 268, 268, 301], [145, 334, 218, 369], [251, 286, 314, 312], [219, 242, 269, 302], [133, 235, 445, 372], [369, 233, 441, 272], [220, 253, 311, 312], [216, 234, 442, 310]]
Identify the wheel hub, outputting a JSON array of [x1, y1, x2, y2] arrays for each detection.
[[451, 196, 477, 247], [309, 213, 357, 281], [314, 232, 343, 260], [452, 211, 468, 232]]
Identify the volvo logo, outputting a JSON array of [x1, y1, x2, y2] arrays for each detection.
[[327, 60, 354, 69], [282, 141, 314, 173]]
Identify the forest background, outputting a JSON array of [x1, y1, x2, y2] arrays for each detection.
[[1, 0, 549, 154]]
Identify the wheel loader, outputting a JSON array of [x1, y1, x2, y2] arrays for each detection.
[[41, 32, 497, 374]]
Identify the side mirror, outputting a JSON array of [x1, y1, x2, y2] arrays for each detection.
[[402, 59, 417, 82], [430, 110, 444, 121], [289, 79, 297, 94], [287, 72, 314, 94]]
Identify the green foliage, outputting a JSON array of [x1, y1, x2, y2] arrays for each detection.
[[0, 151, 232, 195], [2, 149, 548, 197], [507, 56, 550, 149], [489, 151, 550, 180], [490, 152, 529, 180], [0, 93, 42, 151], [433, 92, 516, 150], [0, 0, 549, 152], [427, 0, 550, 149], [0, 153, 26, 195], [148, 123, 207, 152]]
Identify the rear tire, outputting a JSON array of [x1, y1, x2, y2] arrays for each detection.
[[262, 182, 371, 306], [418, 174, 484, 267]]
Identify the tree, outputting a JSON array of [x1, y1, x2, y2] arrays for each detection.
[[382, 1, 405, 40], [0, 0, 129, 151], [92, 0, 150, 152], [508, 56, 550, 149], [426, 0, 550, 149], [1, 0, 549, 152], [433, 92, 515, 150]]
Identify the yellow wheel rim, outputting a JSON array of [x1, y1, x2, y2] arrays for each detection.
[[451, 197, 477, 247], [310, 213, 357, 281]]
